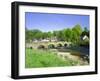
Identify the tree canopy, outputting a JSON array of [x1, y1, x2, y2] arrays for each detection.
[[25, 24, 89, 43]]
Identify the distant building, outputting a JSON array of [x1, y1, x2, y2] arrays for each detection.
[[50, 38, 57, 42], [41, 39, 49, 42], [34, 39, 38, 42], [32, 37, 58, 43], [81, 35, 89, 41]]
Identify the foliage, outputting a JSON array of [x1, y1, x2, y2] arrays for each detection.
[[26, 24, 89, 45], [63, 28, 72, 41], [81, 27, 89, 37], [56, 30, 64, 41], [72, 24, 82, 36], [72, 24, 82, 43], [25, 29, 43, 42]]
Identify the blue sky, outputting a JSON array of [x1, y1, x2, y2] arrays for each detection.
[[25, 12, 89, 32]]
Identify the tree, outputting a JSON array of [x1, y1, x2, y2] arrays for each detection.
[[25, 30, 34, 42], [72, 24, 82, 43], [84, 27, 88, 32], [25, 29, 43, 42], [31, 29, 43, 39], [63, 28, 72, 42], [42, 32, 48, 39], [47, 32, 52, 38], [53, 31, 58, 37], [56, 30, 64, 41], [25, 24, 84, 44], [71, 30, 78, 43], [81, 27, 89, 37], [34, 32, 42, 39], [72, 24, 82, 36]]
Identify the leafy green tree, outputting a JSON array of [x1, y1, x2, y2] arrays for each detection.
[[25, 29, 43, 42], [25, 30, 34, 42], [53, 31, 58, 37], [84, 27, 88, 32], [81, 27, 89, 37], [72, 24, 82, 43], [25, 24, 85, 44], [56, 30, 64, 41], [72, 24, 82, 36], [32, 29, 42, 39], [34, 32, 42, 39], [63, 28, 72, 42], [71, 30, 78, 43], [47, 32, 52, 38], [42, 32, 48, 39]]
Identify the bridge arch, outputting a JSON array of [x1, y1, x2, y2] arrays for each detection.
[[64, 43, 68, 47], [57, 43, 63, 47], [37, 45, 46, 49], [48, 44, 55, 49]]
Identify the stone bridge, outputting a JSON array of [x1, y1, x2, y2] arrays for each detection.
[[26, 41, 72, 49]]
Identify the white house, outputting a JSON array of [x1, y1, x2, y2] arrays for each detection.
[[41, 39, 49, 42], [82, 35, 89, 41]]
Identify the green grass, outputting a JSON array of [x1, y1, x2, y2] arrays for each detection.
[[25, 48, 80, 68]]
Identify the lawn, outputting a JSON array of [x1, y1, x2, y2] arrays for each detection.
[[25, 48, 79, 68]]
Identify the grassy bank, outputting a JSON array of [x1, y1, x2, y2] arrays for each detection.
[[25, 48, 79, 68]]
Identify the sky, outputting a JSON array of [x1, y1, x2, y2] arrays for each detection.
[[25, 12, 89, 32]]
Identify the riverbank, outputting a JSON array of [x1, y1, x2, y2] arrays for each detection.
[[25, 48, 89, 68]]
